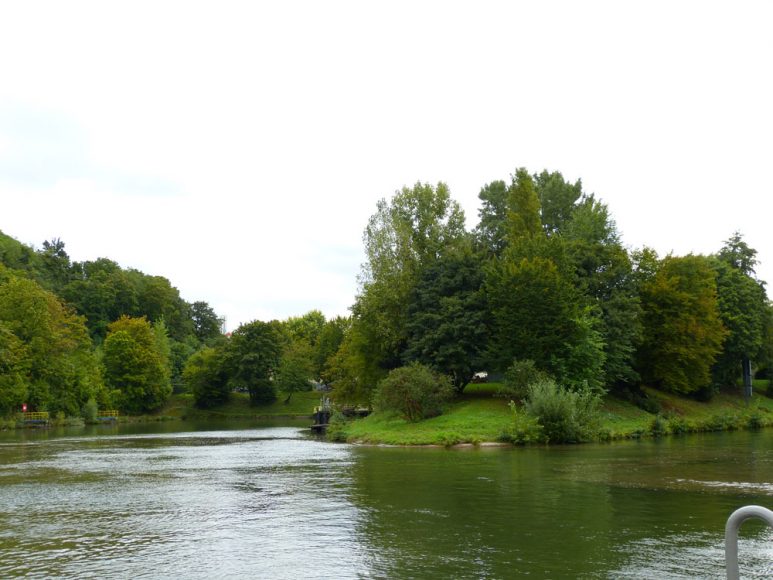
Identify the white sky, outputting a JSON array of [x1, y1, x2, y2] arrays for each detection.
[[1, 0, 771, 331]]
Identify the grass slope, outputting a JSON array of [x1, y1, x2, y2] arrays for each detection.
[[339, 382, 773, 446]]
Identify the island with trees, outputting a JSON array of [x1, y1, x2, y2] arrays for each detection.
[[2, 167, 772, 445]]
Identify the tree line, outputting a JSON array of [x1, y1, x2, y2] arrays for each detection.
[[1, 167, 771, 418], [327, 169, 772, 407]]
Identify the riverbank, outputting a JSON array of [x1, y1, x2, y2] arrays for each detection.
[[332, 383, 773, 446], [158, 390, 322, 420]]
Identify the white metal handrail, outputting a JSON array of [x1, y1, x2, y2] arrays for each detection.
[[725, 505, 773, 579]]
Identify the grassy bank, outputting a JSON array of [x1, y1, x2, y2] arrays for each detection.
[[335, 382, 773, 446]]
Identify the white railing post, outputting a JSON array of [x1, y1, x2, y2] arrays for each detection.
[[725, 505, 773, 579]]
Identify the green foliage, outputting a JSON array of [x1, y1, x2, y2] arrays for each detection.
[[523, 379, 602, 443], [506, 168, 542, 241], [276, 340, 314, 401], [225, 320, 282, 405], [711, 236, 768, 386], [649, 414, 668, 438], [190, 301, 223, 343], [103, 316, 171, 414], [314, 316, 348, 379], [0, 322, 28, 415], [486, 251, 605, 390], [0, 274, 104, 416], [638, 255, 727, 394], [499, 401, 544, 444], [325, 410, 350, 442], [82, 397, 99, 423], [372, 363, 454, 422], [535, 170, 584, 236], [353, 182, 468, 382], [475, 180, 509, 255], [499, 359, 548, 401], [403, 247, 488, 392], [183, 346, 230, 408]]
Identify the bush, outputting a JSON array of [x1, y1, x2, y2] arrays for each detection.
[[499, 401, 544, 444], [82, 398, 98, 423], [372, 363, 454, 422], [667, 415, 691, 435], [325, 411, 349, 442], [523, 378, 601, 443], [650, 414, 668, 438], [497, 359, 549, 401]]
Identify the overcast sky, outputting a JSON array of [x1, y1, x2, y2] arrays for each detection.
[[1, 1, 771, 330]]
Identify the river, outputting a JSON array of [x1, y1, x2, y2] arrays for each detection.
[[1, 421, 772, 578]]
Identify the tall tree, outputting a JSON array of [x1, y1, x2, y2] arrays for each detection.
[[190, 301, 223, 343], [0, 274, 104, 415], [225, 320, 283, 405], [352, 182, 467, 390], [711, 233, 768, 386], [533, 170, 583, 235], [403, 247, 488, 392], [183, 346, 230, 408], [506, 168, 542, 242], [638, 255, 727, 394], [103, 316, 171, 414]]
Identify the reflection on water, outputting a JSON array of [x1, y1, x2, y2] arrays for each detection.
[[1, 424, 773, 578]]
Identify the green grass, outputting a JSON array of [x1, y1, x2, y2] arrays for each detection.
[[336, 382, 773, 446], [157, 390, 322, 420]]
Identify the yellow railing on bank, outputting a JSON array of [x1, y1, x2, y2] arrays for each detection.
[[21, 412, 49, 422]]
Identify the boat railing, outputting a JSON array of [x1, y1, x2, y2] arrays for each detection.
[[725, 505, 773, 579]]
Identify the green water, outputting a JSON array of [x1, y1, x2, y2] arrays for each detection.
[[1, 423, 772, 578]]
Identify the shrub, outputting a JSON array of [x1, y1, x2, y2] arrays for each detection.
[[667, 415, 690, 435], [497, 359, 549, 401], [523, 378, 601, 443], [499, 401, 544, 444], [82, 398, 98, 423], [650, 414, 668, 438], [372, 363, 454, 422], [325, 411, 349, 442]]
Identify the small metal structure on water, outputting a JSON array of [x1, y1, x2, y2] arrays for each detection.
[[725, 505, 773, 579], [310, 396, 370, 433], [21, 412, 49, 427], [310, 397, 332, 433]]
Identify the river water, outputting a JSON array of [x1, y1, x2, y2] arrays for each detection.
[[1, 421, 773, 578]]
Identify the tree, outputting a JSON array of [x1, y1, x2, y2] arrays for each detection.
[[533, 170, 583, 236], [225, 320, 283, 405], [372, 362, 454, 422], [190, 301, 223, 343], [711, 236, 768, 386], [283, 310, 326, 347], [403, 247, 488, 392], [276, 340, 314, 402], [353, 182, 467, 387], [638, 255, 727, 394], [38, 238, 75, 292], [0, 274, 104, 415], [564, 196, 642, 388], [103, 316, 171, 414], [485, 253, 605, 391], [718, 231, 758, 276], [313, 316, 348, 380], [475, 180, 509, 255], [183, 346, 230, 408], [0, 322, 28, 415], [506, 168, 542, 242]]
